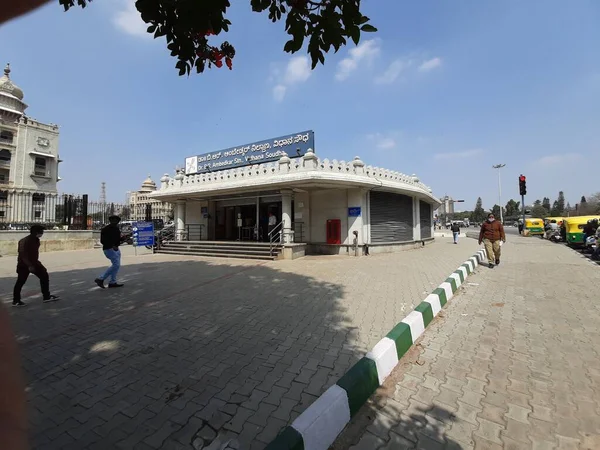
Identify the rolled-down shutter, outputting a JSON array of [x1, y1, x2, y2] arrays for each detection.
[[370, 192, 413, 243], [420, 201, 432, 239]]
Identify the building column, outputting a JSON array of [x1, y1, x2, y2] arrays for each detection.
[[175, 200, 186, 241], [281, 189, 293, 244], [413, 197, 422, 241]]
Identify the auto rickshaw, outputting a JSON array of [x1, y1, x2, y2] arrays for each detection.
[[544, 217, 564, 227], [524, 218, 544, 236], [563, 216, 600, 246]]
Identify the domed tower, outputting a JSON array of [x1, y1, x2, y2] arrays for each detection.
[[0, 63, 27, 123], [139, 175, 157, 193]]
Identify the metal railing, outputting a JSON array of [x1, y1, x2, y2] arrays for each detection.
[[186, 224, 204, 241], [268, 221, 283, 256]]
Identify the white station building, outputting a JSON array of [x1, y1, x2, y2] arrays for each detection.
[[150, 131, 440, 259]]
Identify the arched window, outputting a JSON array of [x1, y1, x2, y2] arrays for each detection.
[[0, 149, 10, 162], [32, 193, 46, 203], [0, 130, 13, 143]]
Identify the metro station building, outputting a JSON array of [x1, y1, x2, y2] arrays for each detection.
[[150, 131, 440, 258]]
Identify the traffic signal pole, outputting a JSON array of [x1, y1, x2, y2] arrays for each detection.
[[522, 194, 526, 225]]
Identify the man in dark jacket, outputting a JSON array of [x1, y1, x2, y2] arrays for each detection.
[[94, 215, 125, 289], [450, 222, 461, 244], [13, 225, 59, 307], [478, 213, 506, 268]]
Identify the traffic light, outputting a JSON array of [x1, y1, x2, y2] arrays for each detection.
[[519, 175, 527, 196]]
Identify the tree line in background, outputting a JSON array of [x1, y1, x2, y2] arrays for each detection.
[[445, 191, 600, 224]]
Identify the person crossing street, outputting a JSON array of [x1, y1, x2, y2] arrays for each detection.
[[95, 215, 126, 289], [478, 213, 506, 268], [12, 225, 60, 306]]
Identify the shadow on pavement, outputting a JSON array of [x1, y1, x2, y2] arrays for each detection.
[[332, 394, 465, 449], [1, 258, 361, 449]]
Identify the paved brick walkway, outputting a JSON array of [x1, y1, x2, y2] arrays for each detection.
[[336, 237, 600, 450], [1, 239, 479, 450]]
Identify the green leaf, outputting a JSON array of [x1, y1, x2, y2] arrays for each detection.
[[349, 26, 360, 45], [147, 24, 157, 33], [360, 24, 377, 32]]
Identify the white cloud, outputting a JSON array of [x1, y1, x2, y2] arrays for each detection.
[[537, 153, 582, 165], [335, 39, 381, 81], [272, 85, 287, 102], [375, 59, 413, 85], [434, 149, 483, 160], [367, 132, 398, 150], [418, 57, 442, 72], [283, 56, 311, 84], [113, 0, 148, 37], [271, 56, 312, 102]]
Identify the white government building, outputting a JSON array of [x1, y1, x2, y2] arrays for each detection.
[[149, 131, 441, 259], [127, 175, 173, 222], [0, 63, 61, 224]]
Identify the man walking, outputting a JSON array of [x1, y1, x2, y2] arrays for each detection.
[[478, 213, 506, 268], [95, 215, 125, 289], [450, 221, 461, 244], [13, 225, 59, 306]]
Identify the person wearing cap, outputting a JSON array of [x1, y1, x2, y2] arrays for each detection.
[[12, 225, 59, 307], [95, 215, 125, 289], [478, 213, 506, 268]]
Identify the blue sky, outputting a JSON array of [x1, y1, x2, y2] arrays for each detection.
[[1, 0, 599, 209]]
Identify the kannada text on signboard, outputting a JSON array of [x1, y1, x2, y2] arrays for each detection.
[[185, 130, 314, 175]]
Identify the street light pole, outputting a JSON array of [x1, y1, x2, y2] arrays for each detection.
[[492, 164, 506, 223]]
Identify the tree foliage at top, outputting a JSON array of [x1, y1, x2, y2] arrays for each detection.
[[531, 204, 548, 219], [542, 197, 551, 212], [471, 197, 487, 223], [504, 199, 520, 217], [58, 0, 377, 75]]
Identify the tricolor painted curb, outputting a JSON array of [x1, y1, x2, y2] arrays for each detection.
[[265, 248, 487, 450]]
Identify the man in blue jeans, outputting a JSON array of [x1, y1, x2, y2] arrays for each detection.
[[95, 215, 125, 289]]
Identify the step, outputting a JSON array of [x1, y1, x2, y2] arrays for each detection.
[[160, 244, 281, 253], [166, 241, 280, 248], [159, 246, 281, 256], [156, 249, 277, 261]]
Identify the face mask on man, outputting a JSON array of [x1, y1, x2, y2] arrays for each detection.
[[36, 233, 44, 239], [488, 217, 495, 223]]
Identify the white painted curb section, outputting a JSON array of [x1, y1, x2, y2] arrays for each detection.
[[292, 384, 351, 450], [424, 293, 442, 317], [401, 311, 425, 343], [439, 282, 454, 302], [366, 337, 399, 385]]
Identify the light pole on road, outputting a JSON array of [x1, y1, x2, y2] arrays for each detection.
[[492, 164, 506, 223]]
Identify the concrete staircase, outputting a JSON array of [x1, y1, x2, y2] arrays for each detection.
[[155, 241, 283, 261]]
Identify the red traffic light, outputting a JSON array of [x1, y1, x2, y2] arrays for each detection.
[[519, 175, 526, 182]]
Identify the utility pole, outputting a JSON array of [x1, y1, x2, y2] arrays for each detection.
[[492, 164, 506, 223], [100, 181, 106, 225]]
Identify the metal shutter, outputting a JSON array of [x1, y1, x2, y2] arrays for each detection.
[[420, 201, 432, 239], [370, 192, 414, 243]]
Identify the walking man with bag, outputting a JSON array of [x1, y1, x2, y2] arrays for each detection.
[[95, 215, 125, 289], [450, 221, 461, 244], [478, 213, 506, 268], [13, 225, 60, 306]]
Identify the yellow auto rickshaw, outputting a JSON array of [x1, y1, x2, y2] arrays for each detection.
[[563, 216, 600, 246], [544, 217, 564, 227], [524, 218, 544, 236]]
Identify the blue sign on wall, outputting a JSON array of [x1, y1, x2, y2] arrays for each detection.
[[132, 222, 155, 247], [348, 207, 362, 217], [184, 130, 315, 175]]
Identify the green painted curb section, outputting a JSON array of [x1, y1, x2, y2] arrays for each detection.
[[264, 426, 304, 450], [432, 287, 448, 306], [386, 322, 413, 359], [462, 263, 472, 274], [414, 302, 434, 327], [446, 277, 458, 292], [336, 357, 379, 417]]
